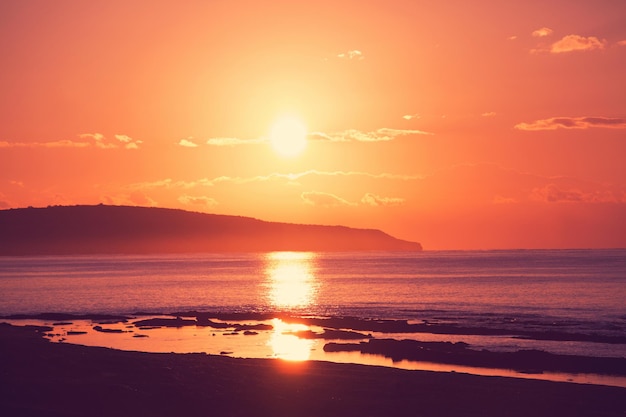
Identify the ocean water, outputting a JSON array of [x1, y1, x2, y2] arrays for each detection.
[[1, 249, 626, 385]]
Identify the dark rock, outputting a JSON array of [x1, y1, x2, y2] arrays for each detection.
[[133, 317, 196, 328], [324, 338, 626, 376], [290, 329, 372, 340], [93, 326, 126, 334]]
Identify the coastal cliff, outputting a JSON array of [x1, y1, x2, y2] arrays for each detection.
[[0, 205, 422, 255]]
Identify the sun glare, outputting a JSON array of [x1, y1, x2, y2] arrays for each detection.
[[269, 116, 307, 157], [268, 318, 314, 361], [264, 252, 318, 308]]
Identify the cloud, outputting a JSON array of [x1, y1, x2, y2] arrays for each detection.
[[0, 133, 136, 149], [129, 178, 175, 189], [79, 133, 105, 141], [550, 34, 606, 53], [532, 27, 553, 37], [618, 40, 626, 46], [337, 50, 364, 60], [481, 112, 496, 117], [301, 191, 356, 207], [302, 191, 406, 208], [129, 170, 421, 190], [128, 191, 158, 207], [508, 35, 518, 41], [201, 127, 432, 147], [310, 128, 432, 142], [0, 140, 91, 148], [402, 114, 420, 120], [531, 184, 622, 203], [114, 134, 132, 143], [360, 193, 405, 207], [206, 137, 264, 146], [178, 138, 198, 148], [514, 116, 626, 131], [178, 195, 218, 207], [80, 132, 116, 149], [112, 134, 142, 149]]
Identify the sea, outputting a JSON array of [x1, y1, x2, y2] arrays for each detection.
[[1, 249, 625, 386]]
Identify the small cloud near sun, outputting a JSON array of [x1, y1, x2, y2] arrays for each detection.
[[337, 50, 364, 60], [206, 137, 264, 146], [402, 114, 420, 120], [178, 138, 198, 148], [310, 128, 432, 142]]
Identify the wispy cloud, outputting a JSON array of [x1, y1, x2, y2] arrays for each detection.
[[532, 27, 553, 38], [178, 195, 218, 207], [550, 34, 606, 53], [301, 191, 405, 208], [361, 193, 405, 207], [402, 114, 420, 120], [301, 191, 356, 207], [337, 50, 364, 60], [79, 133, 104, 141], [531, 184, 623, 203], [0, 140, 91, 148], [515, 116, 626, 131], [113, 134, 142, 149], [206, 137, 264, 146], [481, 112, 496, 117], [178, 138, 198, 148], [200, 127, 432, 147], [1, 133, 142, 150], [127, 170, 422, 192], [618, 40, 626, 47], [310, 128, 432, 142], [78, 133, 142, 149]]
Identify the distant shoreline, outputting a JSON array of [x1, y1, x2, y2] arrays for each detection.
[[0, 205, 422, 255]]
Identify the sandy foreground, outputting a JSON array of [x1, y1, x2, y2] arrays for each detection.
[[1, 323, 625, 417]]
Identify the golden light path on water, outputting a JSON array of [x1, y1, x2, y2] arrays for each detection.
[[264, 252, 318, 360], [264, 252, 318, 309]]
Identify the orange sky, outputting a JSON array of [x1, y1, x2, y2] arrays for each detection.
[[1, 0, 625, 250]]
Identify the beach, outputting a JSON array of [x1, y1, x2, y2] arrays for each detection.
[[1, 323, 625, 417]]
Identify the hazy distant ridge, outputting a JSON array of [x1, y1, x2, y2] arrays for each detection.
[[0, 205, 422, 254]]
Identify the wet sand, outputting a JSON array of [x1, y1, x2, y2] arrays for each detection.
[[1, 323, 625, 417]]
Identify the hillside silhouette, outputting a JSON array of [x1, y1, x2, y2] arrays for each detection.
[[0, 205, 422, 255]]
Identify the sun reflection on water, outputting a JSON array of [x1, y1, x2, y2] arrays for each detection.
[[264, 251, 318, 308], [268, 318, 314, 361]]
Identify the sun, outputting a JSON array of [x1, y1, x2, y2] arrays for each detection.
[[269, 116, 307, 157]]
